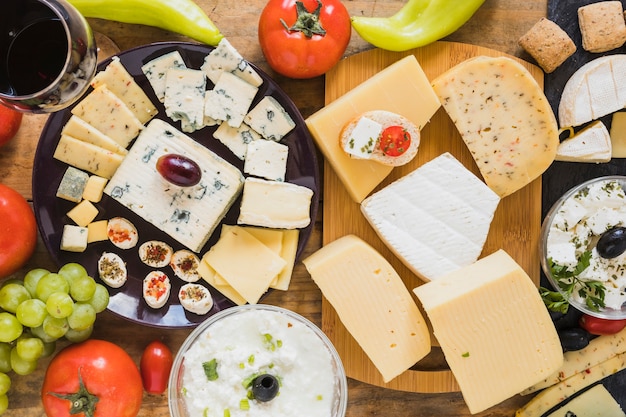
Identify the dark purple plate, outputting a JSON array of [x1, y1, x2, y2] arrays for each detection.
[[32, 42, 320, 329]]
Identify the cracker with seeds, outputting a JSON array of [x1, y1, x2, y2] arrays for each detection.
[[518, 18, 576, 73], [578, 1, 626, 53]]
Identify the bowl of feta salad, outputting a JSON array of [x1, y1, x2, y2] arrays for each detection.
[[168, 304, 348, 417], [541, 176, 626, 319]]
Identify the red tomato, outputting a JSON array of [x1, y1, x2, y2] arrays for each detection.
[[0, 105, 22, 147], [258, 0, 351, 79], [140, 340, 174, 394], [379, 125, 411, 157], [42, 339, 143, 417], [0, 184, 37, 279], [579, 314, 626, 336]]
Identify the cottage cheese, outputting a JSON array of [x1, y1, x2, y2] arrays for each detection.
[[546, 179, 626, 309], [181, 309, 338, 417]]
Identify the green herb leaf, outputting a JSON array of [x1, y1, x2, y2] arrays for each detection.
[[203, 358, 219, 381]]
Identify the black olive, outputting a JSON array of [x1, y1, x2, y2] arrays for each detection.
[[558, 327, 592, 352], [597, 227, 626, 259], [551, 307, 583, 331], [251, 374, 279, 402]]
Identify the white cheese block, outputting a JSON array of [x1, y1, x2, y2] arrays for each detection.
[[200, 38, 263, 88], [60, 225, 88, 252], [61, 116, 128, 156], [361, 152, 500, 282], [204, 72, 258, 128], [414, 250, 563, 414], [164, 68, 206, 133], [104, 119, 245, 252], [555, 120, 612, 162], [303, 234, 431, 383], [141, 50, 187, 102], [432, 56, 559, 198], [212, 121, 261, 160], [559, 54, 626, 128], [243, 139, 288, 181], [545, 384, 625, 417], [237, 177, 313, 229], [343, 116, 382, 159], [244, 96, 296, 141]]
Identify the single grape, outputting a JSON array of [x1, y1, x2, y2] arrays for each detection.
[[16, 299, 47, 328], [0, 372, 10, 396], [156, 153, 202, 187], [46, 292, 74, 319], [0, 313, 22, 343], [88, 284, 110, 313], [29, 325, 57, 344], [15, 336, 44, 362], [69, 275, 97, 302], [41, 340, 56, 358], [36, 273, 69, 302], [42, 316, 68, 339], [9, 347, 37, 375], [67, 303, 96, 331], [0, 344, 11, 374], [23, 268, 50, 298], [0, 283, 30, 313], [64, 325, 93, 343], [58, 263, 88, 285], [0, 393, 7, 415]]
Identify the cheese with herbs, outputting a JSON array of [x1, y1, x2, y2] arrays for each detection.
[[61, 116, 128, 156], [53, 135, 125, 179], [432, 56, 559, 198]]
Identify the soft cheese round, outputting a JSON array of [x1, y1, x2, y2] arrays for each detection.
[[169, 249, 201, 282], [107, 217, 139, 249], [143, 271, 171, 309], [97, 252, 128, 288], [178, 283, 213, 315], [138, 240, 173, 268]]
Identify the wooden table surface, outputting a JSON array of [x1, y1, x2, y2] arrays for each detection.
[[0, 0, 547, 415]]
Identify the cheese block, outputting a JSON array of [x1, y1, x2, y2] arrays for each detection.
[[164, 68, 206, 133], [559, 55, 626, 128], [91, 56, 158, 124], [87, 220, 108, 243], [71, 85, 144, 148], [200, 38, 263, 88], [237, 177, 313, 229], [545, 384, 625, 417], [66, 200, 99, 227], [205, 71, 258, 128], [56, 166, 89, 203], [555, 121, 612, 162], [516, 351, 626, 417], [432, 56, 559, 198], [104, 119, 244, 252], [610, 112, 626, 158], [306, 55, 441, 203], [141, 50, 187, 102], [414, 249, 563, 414], [303, 235, 431, 383], [61, 116, 128, 156], [82, 175, 108, 203], [243, 139, 288, 181], [60, 225, 88, 252], [361, 152, 500, 282], [244, 96, 295, 142], [53, 135, 125, 179]]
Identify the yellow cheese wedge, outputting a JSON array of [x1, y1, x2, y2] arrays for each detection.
[[303, 234, 431, 383], [62, 116, 128, 156], [305, 55, 441, 203], [432, 56, 559, 198], [53, 134, 125, 179], [610, 111, 626, 158], [414, 249, 563, 414]]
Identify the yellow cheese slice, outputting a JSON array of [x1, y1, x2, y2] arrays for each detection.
[[545, 384, 625, 417], [555, 120, 612, 163], [305, 55, 441, 203], [222, 224, 283, 254], [432, 56, 559, 198], [271, 229, 299, 291], [610, 111, 626, 158], [197, 260, 247, 306], [414, 249, 563, 414], [303, 234, 431, 383], [53, 134, 125, 179], [91, 57, 158, 124], [61, 116, 128, 156]]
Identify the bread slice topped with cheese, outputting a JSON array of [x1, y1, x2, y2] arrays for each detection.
[[339, 110, 420, 167]]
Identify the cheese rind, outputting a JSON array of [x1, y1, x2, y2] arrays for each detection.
[[432, 56, 559, 198], [303, 234, 431, 383], [414, 249, 563, 414], [555, 121, 612, 162], [545, 384, 625, 417]]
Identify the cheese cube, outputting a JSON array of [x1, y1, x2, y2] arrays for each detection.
[[237, 177, 313, 229], [53, 135, 125, 179], [164, 68, 206, 133], [141, 50, 187, 102], [413, 250, 563, 414], [243, 139, 288, 181], [67, 200, 99, 227], [87, 220, 109, 243], [244, 96, 295, 141], [200, 38, 263, 87], [205, 72, 258, 128], [343, 116, 382, 159], [303, 235, 431, 383], [60, 225, 88, 252], [61, 116, 128, 156], [82, 175, 108, 203], [56, 167, 89, 203], [212, 122, 261, 160]]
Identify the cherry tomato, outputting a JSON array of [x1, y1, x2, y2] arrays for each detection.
[[379, 125, 411, 157], [258, 0, 351, 79], [42, 339, 143, 417], [0, 184, 37, 279], [140, 339, 174, 394], [0, 105, 22, 147], [579, 314, 626, 336]]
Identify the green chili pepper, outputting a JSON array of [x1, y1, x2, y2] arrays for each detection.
[[350, 0, 486, 52], [67, 0, 223, 46]]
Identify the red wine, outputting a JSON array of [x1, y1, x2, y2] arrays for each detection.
[[5, 19, 68, 96]]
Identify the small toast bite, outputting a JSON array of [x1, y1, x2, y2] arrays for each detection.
[[339, 110, 420, 167]]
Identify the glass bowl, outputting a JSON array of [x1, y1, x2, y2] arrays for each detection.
[[541, 175, 626, 320], [168, 304, 348, 417]]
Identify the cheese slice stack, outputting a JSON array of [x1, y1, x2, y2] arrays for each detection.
[[432, 56, 559, 198], [559, 54, 626, 128], [414, 249, 563, 414], [303, 234, 431, 383], [361, 152, 500, 282], [555, 121, 612, 163]]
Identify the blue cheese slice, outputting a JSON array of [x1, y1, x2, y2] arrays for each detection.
[[200, 38, 263, 87], [555, 121, 612, 163], [243, 139, 288, 181], [244, 96, 296, 141], [212, 121, 261, 160], [205, 72, 258, 128], [141, 50, 187, 102], [104, 119, 244, 252], [361, 152, 501, 282], [164, 68, 206, 133]]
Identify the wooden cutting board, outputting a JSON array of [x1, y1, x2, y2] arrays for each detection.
[[321, 41, 543, 393]]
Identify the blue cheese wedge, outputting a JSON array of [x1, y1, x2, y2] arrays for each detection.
[[56, 166, 89, 203], [164, 68, 206, 133], [143, 271, 171, 309], [170, 249, 201, 282], [244, 96, 296, 141], [205, 72, 258, 128], [178, 283, 213, 315], [243, 139, 288, 181], [212, 121, 261, 160], [97, 252, 128, 288], [138, 240, 174, 268], [104, 119, 245, 252], [141, 50, 187, 103], [200, 38, 263, 87]]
